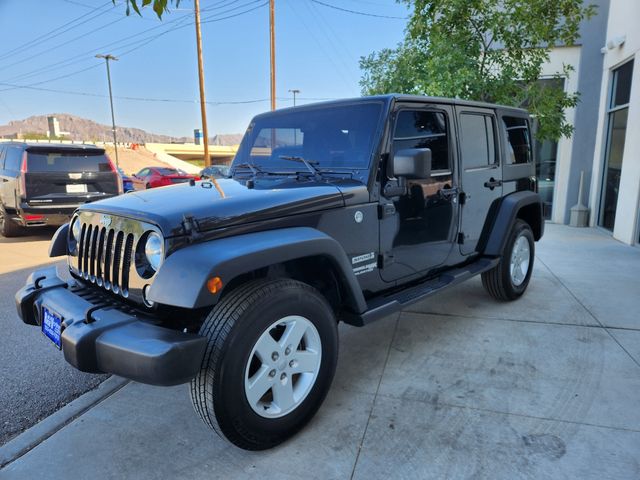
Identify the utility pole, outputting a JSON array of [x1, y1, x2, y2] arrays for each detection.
[[269, 0, 276, 110], [95, 54, 119, 168], [289, 89, 300, 106], [193, 0, 224, 198], [194, 0, 211, 168]]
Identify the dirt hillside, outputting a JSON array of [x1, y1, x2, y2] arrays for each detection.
[[103, 145, 170, 175]]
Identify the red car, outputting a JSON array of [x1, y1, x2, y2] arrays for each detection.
[[131, 167, 198, 190]]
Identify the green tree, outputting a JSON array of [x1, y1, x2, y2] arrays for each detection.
[[360, 0, 596, 141], [115, 0, 179, 18]]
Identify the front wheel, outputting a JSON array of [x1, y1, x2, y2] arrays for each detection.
[[481, 219, 535, 301], [190, 279, 338, 450]]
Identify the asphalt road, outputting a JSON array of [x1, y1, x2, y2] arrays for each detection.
[[0, 229, 107, 446]]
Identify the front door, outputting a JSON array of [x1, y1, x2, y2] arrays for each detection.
[[457, 107, 502, 255], [380, 104, 458, 282]]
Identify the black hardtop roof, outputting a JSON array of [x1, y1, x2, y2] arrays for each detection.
[[257, 94, 528, 118], [1, 141, 103, 151]]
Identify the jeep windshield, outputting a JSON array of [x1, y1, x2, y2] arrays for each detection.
[[232, 101, 384, 181]]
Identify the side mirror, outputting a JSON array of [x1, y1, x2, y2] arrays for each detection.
[[390, 148, 432, 179]]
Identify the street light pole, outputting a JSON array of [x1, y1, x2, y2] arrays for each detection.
[[288, 89, 300, 106], [96, 54, 119, 168]]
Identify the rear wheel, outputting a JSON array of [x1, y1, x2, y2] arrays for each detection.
[[0, 205, 25, 237], [482, 219, 535, 301], [145, 183, 151, 189], [190, 278, 338, 450]]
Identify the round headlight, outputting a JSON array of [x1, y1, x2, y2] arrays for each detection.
[[71, 217, 81, 241], [144, 232, 164, 272]]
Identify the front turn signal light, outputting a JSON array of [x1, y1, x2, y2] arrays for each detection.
[[207, 276, 223, 294]]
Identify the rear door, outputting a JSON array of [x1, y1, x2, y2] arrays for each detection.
[[456, 107, 502, 255], [24, 147, 118, 205], [0, 145, 22, 209]]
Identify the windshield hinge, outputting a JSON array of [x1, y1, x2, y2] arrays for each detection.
[[182, 215, 202, 243]]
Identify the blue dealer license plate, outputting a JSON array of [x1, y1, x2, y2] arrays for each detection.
[[41, 306, 62, 349]]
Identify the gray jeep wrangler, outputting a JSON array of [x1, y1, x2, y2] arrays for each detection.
[[16, 95, 543, 450]]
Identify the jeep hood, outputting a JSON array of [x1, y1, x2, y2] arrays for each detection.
[[79, 177, 353, 236]]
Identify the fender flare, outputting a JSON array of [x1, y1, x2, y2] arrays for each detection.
[[481, 191, 544, 257], [147, 227, 367, 312], [49, 223, 69, 257]]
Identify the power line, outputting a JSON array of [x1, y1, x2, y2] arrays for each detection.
[[301, 0, 360, 84], [0, 16, 128, 71], [286, 0, 355, 89], [0, 1, 269, 94], [309, 0, 407, 19], [201, 0, 268, 25], [0, 1, 114, 62], [0, 0, 260, 85], [0, 79, 332, 105], [0, 12, 194, 84]]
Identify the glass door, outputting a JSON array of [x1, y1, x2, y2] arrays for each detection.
[[599, 60, 634, 230], [531, 78, 563, 220]]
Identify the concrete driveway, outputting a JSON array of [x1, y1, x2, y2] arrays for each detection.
[[2, 224, 639, 479], [0, 229, 106, 446]]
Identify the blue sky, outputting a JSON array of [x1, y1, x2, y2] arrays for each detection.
[[0, 0, 409, 137]]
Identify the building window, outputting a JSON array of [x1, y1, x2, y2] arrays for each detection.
[[532, 78, 565, 220], [599, 60, 634, 231]]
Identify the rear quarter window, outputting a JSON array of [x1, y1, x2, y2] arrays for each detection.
[[502, 116, 532, 164], [26, 150, 111, 172], [4, 147, 23, 171]]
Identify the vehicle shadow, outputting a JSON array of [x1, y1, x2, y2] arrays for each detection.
[[0, 227, 57, 244]]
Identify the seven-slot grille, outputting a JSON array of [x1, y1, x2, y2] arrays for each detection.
[[77, 223, 133, 296], [70, 212, 159, 300]]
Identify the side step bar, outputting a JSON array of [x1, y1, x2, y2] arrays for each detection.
[[343, 257, 499, 326]]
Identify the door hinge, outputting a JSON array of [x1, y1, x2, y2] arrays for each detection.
[[378, 253, 393, 268], [459, 191, 467, 205], [457, 232, 465, 244], [378, 203, 396, 219]]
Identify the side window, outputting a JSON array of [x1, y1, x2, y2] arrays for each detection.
[[459, 113, 496, 169], [4, 147, 22, 171], [138, 168, 150, 176], [393, 110, 450, 172], [502, 116, 532, 164], [0, 147, 5, 169]]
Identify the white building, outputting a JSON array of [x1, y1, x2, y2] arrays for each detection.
[[588, 0, 639, 245], [542, 0, 638, 245]]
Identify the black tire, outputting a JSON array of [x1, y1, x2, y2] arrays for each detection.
[[190, 278, 338, 450], [145, 183, 151, 189], [481, 219, 535, 301], [0, 204, 25, 238]]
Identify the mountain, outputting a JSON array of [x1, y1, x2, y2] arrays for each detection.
[[0, 113, 247, 145], [211, 133, 243, 146]]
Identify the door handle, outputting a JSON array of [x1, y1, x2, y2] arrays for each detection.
[[484, 178, 502, 190], [438, 186, 459, 199]]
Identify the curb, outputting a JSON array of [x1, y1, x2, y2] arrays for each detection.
[[0, 376, 129, 469]]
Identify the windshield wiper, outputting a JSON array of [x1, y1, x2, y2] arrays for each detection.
[[279, 155, 321, 177], [232, 162, 264, 175]]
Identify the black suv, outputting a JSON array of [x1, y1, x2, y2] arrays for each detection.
[[0, 142, 121, 236], [16, 96, 543, 450]]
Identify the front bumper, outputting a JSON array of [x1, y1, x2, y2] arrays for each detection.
[[15, 266, 207, 386]]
